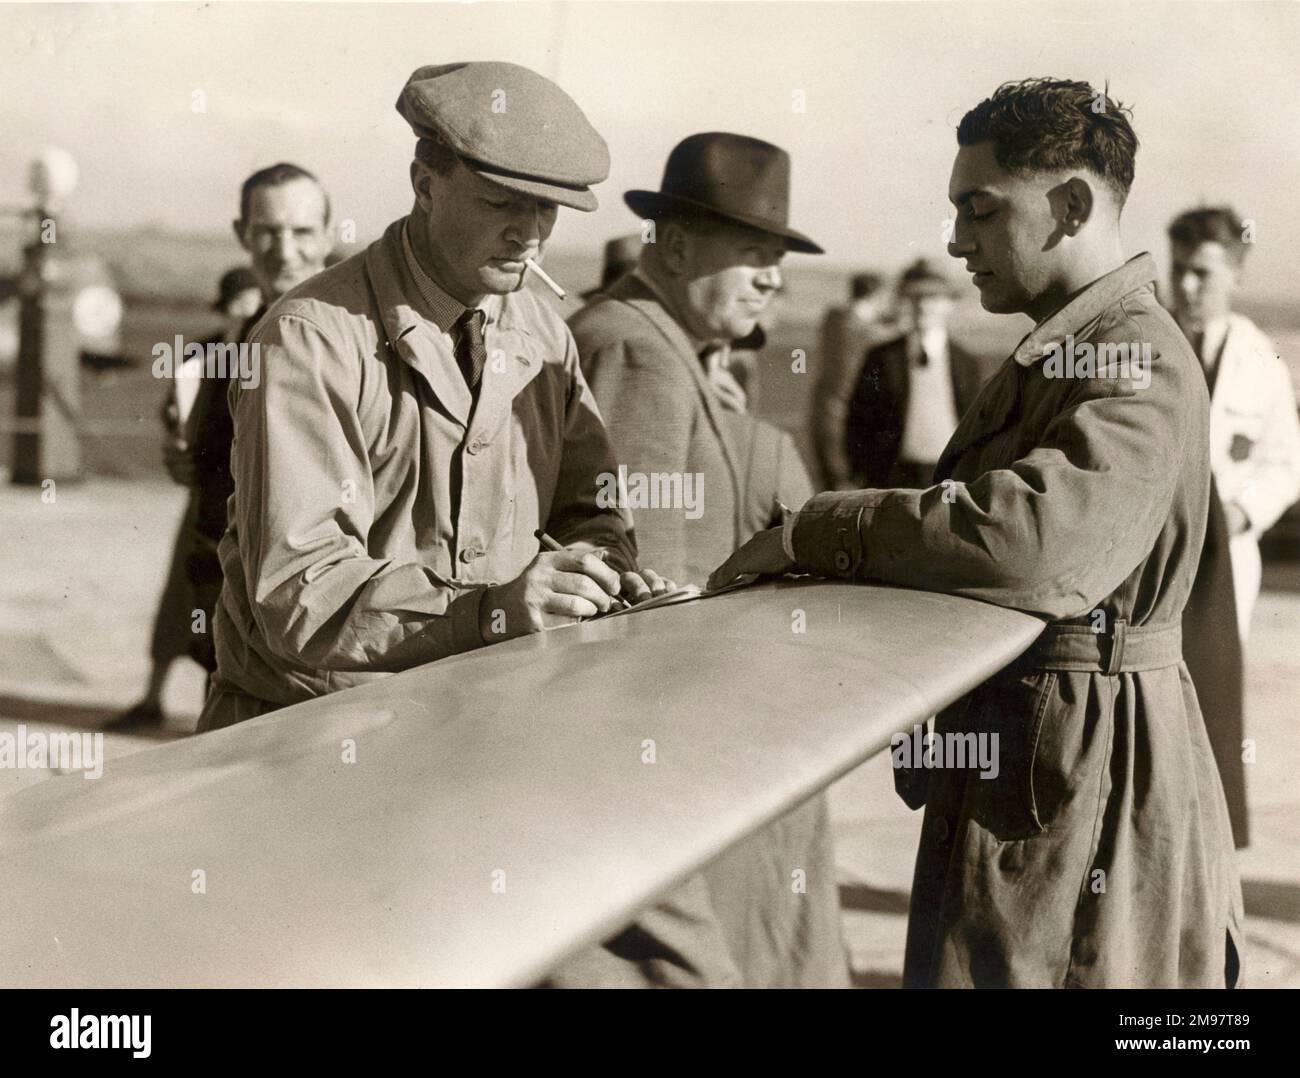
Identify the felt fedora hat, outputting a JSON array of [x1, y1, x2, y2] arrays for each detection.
[[624, 132, 823, 254]]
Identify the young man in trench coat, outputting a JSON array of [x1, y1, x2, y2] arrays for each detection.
[[713, 78, 1245, 988]]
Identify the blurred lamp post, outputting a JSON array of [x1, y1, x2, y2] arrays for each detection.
[[11, 147, 82, 485]]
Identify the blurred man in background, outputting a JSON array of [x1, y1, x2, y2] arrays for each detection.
[[845, 258, 984, 488], [811, 269, 891, 488], [1169, 205, 1300, 849], [123, 164, 333, 731], [1168, 206, 1300, 640], [187, 164, 334, 681], [581, 233, 642, 300], [113, 266, 262, 728]]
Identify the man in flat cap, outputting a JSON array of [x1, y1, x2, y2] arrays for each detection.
[[199, 62, 668, 733], [560, 133, 847, 988], [714, 78, 1244, 988]]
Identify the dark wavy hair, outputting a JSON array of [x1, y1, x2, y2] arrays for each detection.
[[957, 78, 1139, 205], [1168, 206, 1248, 264]]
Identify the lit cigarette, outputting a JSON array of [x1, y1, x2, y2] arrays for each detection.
[[525, 257, 566, 300]]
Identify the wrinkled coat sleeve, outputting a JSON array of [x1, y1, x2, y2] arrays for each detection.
[[230, 313, 487, 673], [792, 342, 1195, 621], [542, 331, 640, 572]]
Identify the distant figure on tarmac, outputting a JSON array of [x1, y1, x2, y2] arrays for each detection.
[[1168, 206, 1300, 641], [111, 165, 333, 730], [844, 258, 984, 489], [111, 267, 261, 730], [182, 164, 334, 676], [1169, 205, 1300, 849], [810, 269, 892, 489]]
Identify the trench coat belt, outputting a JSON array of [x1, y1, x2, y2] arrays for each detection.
[[1023, 620, 1183, 676]]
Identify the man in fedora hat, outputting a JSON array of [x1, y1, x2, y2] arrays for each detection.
[[199, 62, 670, 734], [844, 257, 986, 489], [584, 230, 769, 413], [572, 132, 820, 587], [563, 132, 847, 988]]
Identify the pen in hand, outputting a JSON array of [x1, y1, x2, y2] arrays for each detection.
[[533, 529, 630, 611]]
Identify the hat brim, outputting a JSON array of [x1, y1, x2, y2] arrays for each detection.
[[623, 190, 823, 254], [468, 159, 598, 212]]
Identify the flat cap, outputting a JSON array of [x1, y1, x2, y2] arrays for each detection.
[[397, 62, 609, 212]]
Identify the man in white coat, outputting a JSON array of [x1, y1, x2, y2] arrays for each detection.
[[1169, 206, 1300, 639]]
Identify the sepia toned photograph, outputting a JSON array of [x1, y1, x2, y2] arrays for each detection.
[[0, 0, 1297, 1045]]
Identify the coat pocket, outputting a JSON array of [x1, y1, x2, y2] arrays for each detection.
[[957, 670, 1058, 841]]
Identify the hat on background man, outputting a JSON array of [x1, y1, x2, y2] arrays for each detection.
[[624, 132, 823, 254], [582, 234, 644, 299], [397, 61, 610, 212], [897, 257, 958, 298]]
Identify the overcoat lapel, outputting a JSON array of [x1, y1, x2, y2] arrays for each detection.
[[606, 276, 745, 516], [366, 221, 473, 429]]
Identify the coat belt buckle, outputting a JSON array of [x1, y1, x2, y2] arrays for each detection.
[[1103, 618, 1128, 676]]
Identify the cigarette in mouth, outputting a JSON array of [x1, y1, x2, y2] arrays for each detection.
[[524, 258, 566, 300]]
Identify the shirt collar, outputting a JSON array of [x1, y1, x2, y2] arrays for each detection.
[[1012, 252, 1158, 367], [400, 216, 499, 333]]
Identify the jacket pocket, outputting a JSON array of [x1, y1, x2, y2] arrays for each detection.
[[957, 670, 1058, 841]]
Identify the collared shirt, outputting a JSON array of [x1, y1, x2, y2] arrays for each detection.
[[899, 328, 960, 465], [400, 218, 501, 348]]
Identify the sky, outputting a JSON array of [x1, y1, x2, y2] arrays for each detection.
[[1, 0, 1298, 300]]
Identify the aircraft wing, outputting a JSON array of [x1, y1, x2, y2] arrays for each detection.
[[0, 579, 1043, 987]]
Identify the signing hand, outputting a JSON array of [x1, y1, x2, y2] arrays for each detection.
[[618, 566, 675, 604], [707, 526, 793, 591]]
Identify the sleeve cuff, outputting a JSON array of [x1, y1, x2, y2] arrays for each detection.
[[789, 490, 876, 578]]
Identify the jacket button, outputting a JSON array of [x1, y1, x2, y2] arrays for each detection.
[[459, 548, 481, 563], [467, 439, 483, 455], [935, 818, 950, 843], [833, 550, 851, 573]]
